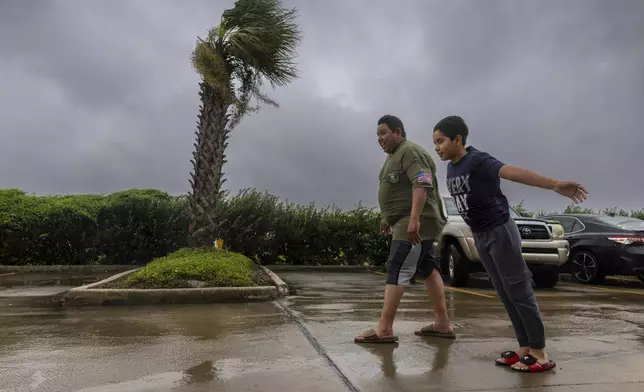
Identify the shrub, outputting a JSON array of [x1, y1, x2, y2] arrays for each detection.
[[215, 188, 388, 265], [123, 247, 255, 288], [2, 187, 642, 267], [0, 189, 102, 265], [0, 187, 389, 266], [0, 189, 189, 266], [95, 191, 189, 264]]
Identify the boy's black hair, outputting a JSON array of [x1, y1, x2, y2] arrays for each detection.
[[434, 115, 468, 145], [377, 114, 406, 138]]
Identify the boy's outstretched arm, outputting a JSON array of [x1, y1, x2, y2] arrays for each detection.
[[499, 165, 588, 204]]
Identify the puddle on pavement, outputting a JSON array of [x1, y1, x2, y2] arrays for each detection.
[[68, 371, 187, 392], [303, 302, 356, 311], [65, 360, 227, 391]]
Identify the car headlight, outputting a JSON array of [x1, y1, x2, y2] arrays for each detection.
[[548, 223, 564, 239]]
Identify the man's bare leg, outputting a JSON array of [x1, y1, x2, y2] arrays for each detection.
[[423, 269, 453, 332], [356, 284, 405, 340], [375, 284, 406, 336], [357, 239, 431, 341]]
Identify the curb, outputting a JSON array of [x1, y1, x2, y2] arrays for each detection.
[[264, 265, 381, 273], [558, 273, 642, 288], [0, 265, 138, 273], [73, 268, 141, 289], [64, 286, 278, 306], [261, 265, 290, 296], [63, 266, 290, 306]]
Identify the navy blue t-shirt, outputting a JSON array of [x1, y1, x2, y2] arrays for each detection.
[[446, 146, 509, 232]]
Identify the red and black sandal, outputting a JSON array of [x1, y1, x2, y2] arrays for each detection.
[[495, 351, 520, 366], [512, 354, 556, 373]]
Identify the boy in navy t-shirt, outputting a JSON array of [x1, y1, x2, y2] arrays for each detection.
[[432, 116, 588, 373]]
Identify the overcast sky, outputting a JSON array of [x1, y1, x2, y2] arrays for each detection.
[[1, 0, 643, 214]]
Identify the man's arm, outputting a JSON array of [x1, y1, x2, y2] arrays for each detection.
[[410, 188, 427, 220], [498, 165, 557, 190], [402, 150, 435, 220]]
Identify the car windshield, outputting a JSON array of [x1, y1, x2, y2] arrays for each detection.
[[595, 215, 644, 231], [443, 197, 520, 218]]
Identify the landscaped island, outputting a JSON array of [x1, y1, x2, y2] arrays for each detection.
[[103, 247, 272, 289]]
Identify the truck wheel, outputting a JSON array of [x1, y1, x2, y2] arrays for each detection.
[[444, 243, 470, 287], [532, 267, 560, 289]]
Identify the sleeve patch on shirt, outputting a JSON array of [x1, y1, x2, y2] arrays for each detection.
[[416, 172, 433, 184]]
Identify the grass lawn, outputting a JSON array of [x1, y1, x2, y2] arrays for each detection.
[[106, 247, 272, 289]]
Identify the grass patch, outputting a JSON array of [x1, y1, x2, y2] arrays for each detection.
[[111, 247, 270, 289]]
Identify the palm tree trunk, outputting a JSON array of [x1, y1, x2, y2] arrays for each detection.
[[188, 81, 230, 247]]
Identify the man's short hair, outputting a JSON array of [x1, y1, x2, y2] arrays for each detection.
[[378, 114, 406, 138], [434, 116, 468, 145]]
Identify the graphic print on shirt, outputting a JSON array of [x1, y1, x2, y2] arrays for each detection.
[[416, 171, 433, 185], [445, 146, 510, 232], [447, 173, 471, 216]]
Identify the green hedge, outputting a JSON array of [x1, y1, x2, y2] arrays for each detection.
[[3, 188, 642, 267], [0, 188, 388, 266], [0, 189, 190, 266], [215, 189, 388, 266]]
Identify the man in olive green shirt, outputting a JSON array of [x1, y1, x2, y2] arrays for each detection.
[[355, 115, 455, 343]]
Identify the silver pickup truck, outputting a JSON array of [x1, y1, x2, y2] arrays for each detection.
[[436, 197, 569, 288]]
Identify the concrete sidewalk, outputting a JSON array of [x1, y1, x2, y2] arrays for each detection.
[[1, 269, 643, 391], [278, 270, 644, 392], [0, 301, 347, 392]]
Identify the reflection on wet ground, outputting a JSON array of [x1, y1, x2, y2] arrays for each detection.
[[0, 270, 643, 391], [279, 271, 644, 391], [0, 300, 345, 392]]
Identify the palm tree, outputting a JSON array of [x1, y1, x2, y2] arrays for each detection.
[[188, 0, 302, 247]]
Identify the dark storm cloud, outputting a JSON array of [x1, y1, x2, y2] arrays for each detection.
[[0, 0, 643, 213]]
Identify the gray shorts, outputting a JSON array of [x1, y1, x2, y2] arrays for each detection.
[[385, 240, 439, 286]]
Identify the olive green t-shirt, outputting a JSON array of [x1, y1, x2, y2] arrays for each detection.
[[378, 139, 447, 241]]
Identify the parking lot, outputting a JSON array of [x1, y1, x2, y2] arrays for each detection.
[[277, 270, 644, 391], [1, 270, 643, 391]]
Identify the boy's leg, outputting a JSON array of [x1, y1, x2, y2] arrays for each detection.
[[486, 219, 553, 371], [414, 240, 454, 337], [355, 240, 418, 343], [474, 233, 529, 364]]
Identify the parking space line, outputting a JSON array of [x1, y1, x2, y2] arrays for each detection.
[[445, 286, 496, 299], [559, 282, 644, 296], [0, 273, 15, 277], [371, 271, 495, 299]]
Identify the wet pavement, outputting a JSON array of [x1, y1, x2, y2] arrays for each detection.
[[0, 301, 346, 392], [0, 271, 120, 299], [0, 270, 643, 391], [280, 272, 644, 391]]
